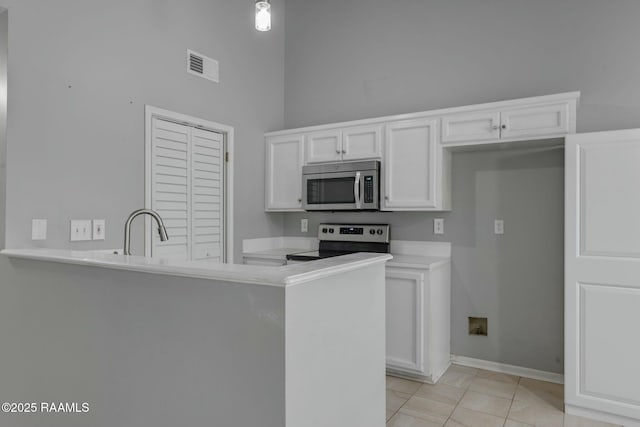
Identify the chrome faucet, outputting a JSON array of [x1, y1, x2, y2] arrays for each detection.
[[123, 209, 169, 256]]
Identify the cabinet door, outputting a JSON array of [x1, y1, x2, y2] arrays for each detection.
[[342, 124, 382, 161], [441, 111, 500, 145], [305, 129, 342, 164], [383, 118, 439, 210], [386, 268, 425, 374], [500, 103, 569, 140], [265, 134, 304, 211]]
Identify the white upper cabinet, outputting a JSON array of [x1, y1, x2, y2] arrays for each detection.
[[305, 129, 342, 164], [500, 103, 569, 140], [305, 125, 382, 164], [441, 96, 577, 147], [265, 92, 578, 212], [383, 118, 446, 210], [442, 111, 501, 144], [265, 134, 304, 211], [342, 124, 383, 161]]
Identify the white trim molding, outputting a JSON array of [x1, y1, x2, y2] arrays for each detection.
[[144, 105, 234, 264], [450, 355, 564, 384], [566, 404, 640, 427]]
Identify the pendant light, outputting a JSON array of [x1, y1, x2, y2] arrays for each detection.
[[255, 0, 271, 32]]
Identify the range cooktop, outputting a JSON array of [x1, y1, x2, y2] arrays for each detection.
[[286, 224, 390, 262]]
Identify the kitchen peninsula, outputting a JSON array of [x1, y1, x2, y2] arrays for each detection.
[[0, 249, 390, 427]]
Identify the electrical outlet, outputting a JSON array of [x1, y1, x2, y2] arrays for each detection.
[[434, 218, 444, 235], [301, 218, 308, 233], [31, 219, 47, 240], [70, 220, 92, 242], [93, 219, 106, 240], [494, 220, 504, 235]]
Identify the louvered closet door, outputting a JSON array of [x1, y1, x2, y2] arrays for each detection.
[[151, 118, 191, 260], [190, 128, 224, 262], [150, 119, 225, 262]]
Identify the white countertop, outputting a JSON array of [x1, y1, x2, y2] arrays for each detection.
[[242, 248, 311, 259], [1, 249, 391, 288], [386, 254, 450, 269], [242, 238, 451, 269]]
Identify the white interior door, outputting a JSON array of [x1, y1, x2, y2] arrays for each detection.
[[565, 129, 640, 422]]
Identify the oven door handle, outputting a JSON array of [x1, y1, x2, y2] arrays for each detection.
[[354, 171, 362, 209]]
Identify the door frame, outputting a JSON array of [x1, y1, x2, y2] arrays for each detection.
[[144, 105, 234, 263]]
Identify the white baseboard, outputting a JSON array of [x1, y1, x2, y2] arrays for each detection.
[[386, 360, 451, 385], [566, 404, 640, 427], [450, 355, 564, 384]]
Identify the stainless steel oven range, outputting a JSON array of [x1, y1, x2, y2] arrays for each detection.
[[286, 223, 390, 262]]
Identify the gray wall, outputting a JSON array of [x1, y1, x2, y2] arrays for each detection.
[[0, 0, 285, 260], [283, 0, 640, 373], [0, 9, 7, 249]]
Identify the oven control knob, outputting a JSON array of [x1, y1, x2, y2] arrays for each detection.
[[377, 229, 383, 235], [322, 228, 328, 233], [369, 229, 376, 235], [329, 228, 334, 233]]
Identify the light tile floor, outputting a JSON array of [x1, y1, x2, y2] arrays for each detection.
[[386, 365, 620, 427]]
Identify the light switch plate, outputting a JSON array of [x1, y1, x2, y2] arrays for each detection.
[[301, 218, 308, 233], [31, 219, 47, 240], [70, 220, 92, 242], [494, 220, 504, 235], [93, 219, 106, 240], [434, 218, 444, 235]]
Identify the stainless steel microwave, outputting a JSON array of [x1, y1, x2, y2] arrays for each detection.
[[302, 161, 380, 211]]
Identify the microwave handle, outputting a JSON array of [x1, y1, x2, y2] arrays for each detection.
[[354, 171, 362, 209]]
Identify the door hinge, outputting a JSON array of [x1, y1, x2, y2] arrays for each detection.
[[225, 152, 229, 162]]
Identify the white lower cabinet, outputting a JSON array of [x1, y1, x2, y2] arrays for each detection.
[[385, 262, 451, 383]]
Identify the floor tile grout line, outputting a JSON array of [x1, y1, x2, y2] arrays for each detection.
[[442, 368, 477, 426], [386, 376, 426, 423], [502, 376, 522, 427]]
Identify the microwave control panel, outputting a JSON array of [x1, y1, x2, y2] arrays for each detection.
[[364, 175, 374, 203]]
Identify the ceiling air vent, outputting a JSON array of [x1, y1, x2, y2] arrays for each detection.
[[187, 49, 219, 83]]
